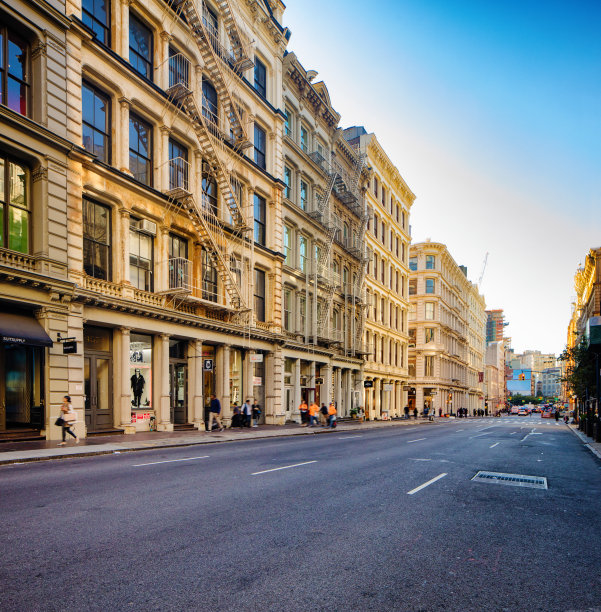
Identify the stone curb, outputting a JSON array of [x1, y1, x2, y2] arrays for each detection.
[[0, 419, 437, 467], [567, 424, 601, 461]]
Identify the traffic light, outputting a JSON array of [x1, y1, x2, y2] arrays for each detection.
[[518, 373, 525, 380]]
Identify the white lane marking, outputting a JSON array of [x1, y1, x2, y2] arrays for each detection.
[[404, 428, 420, 431], [470, 432, 492, 438], [520, 429, 539, 442], [251, 460, 317, 476], [476, 426, 496, 432], [339, 435, 363, 439], [509, 432, 517, 435], [490, 442, 500, 448], [410, 458, 432, 462], [407, 438, 426, 443], [455, 429, 464, 432], [132, 455, 209, 467], [407, 473, 448, 495]]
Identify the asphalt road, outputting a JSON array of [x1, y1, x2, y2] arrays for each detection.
[[2, 416, 600, 612]]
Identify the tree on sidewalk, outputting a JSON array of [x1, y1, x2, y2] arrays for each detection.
[[559, 337, 595, 403]]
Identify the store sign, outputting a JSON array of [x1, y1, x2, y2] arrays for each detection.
[[315, 377, 324, 385], [203, 359, 214, 371], [253, 376, 262, 386], [250, 354, 263, 363], [363, 380, 374, 388], [383, 384, 394, 392], [62, 340, 77, 354]]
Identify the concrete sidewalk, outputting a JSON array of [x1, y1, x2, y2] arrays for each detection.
[[568, 424, 601, 461], [0, 418, 438, 466]]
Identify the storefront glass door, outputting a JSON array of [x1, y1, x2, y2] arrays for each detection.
[[170, 363, 187, 424], [84, 355, 113, 431]]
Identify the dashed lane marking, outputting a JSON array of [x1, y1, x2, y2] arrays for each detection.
[[132, 455, 209, 467], [490, 442, 500, 448], [251, 460, 317, 476], [339, 435, 363, 439], [407, 438, 426, 443], [407, 473, 448, 495]]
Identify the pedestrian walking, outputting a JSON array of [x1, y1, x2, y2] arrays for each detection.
[[56, 395, 78, 446], [320, 403, 329, 426], [413, 407, 418, 419], [207, 394, 224, 432], [230, 404, 244, 428], [252, 400, 261, 427], [299, 400, 308, 426], [554, 410, 560, 422], [404, 405, 410, 419], [328, 402, 337, 428], [309, 401, 319, 426], [242, 398, 253, 428], [439, 407, 442, 417]]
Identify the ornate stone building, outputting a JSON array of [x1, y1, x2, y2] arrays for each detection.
[[343, 127, 414, 420], [280, 53, 368, 420], [61, 0, 290, 437], [408, 241, 486, 416], [0, 0, 75, 439]]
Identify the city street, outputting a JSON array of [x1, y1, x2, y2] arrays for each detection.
[[2, 416, 600, 611]]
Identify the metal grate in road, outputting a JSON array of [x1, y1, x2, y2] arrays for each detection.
[[471, 471, 548, 490]]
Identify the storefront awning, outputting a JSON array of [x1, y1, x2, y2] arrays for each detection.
[[0, 312, 53, 347]]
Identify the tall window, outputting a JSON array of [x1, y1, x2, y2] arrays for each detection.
[[299, 235, 307, 273], [425, 356, 434, 377], [168, 46, 189, 89], [201, 162, 218, 215], [254, 124, 266, 169], [201, 248, 218, 302], [300, 125, 308, 152], [283, 288, 292, 331], [168, 233, 188, 289], [284, 166, 292, 199], [425, 327, 435, 343], [373, 176, 378, 196], [0, 28, 29, 116], [284, 108, 291, 136], [168, 138, 188, 191], [129, 218, 153, 291], [202, 79, 218, 127], [409, 256, 417, 271], [299, 295, 306, 334], [129, 113, 152, 185], [426, 278, 435, 294], [425, 302, 435, 320], [129, 14, 152, 79], [202, 3, 218, 35], [300, 180, 307, 211], [254, 57, 266, 97], [82, 82, 110, 162], [254, 268, 266, 322], [0, 156, 29, 253], [253, 193, 266, 245], [283, 224, 291, 265], [82, 0, 110, 46], [426, 255, 436, 270], [83, 198, 110, 279]]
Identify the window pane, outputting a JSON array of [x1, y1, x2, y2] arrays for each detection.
[[7, 78, 27, 115], [7, 37, 26, 80], [0, 158, 4, 200], [9, 162, 26, 208], [8, 205, 29, 252]]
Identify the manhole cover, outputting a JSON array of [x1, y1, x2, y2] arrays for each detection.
[[472, 471, 547, 490]]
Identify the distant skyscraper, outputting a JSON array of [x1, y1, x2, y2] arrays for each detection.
[[486, 310, 506, 344]]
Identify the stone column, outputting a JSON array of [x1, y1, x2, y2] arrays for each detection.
[[322, 364, 332, 406], [309, 360, 316, 405], [190, 340, 204, 429], [243, 351, 254, 405], [119, 0, 131, 58], [374, 378, 381, 420], [117, 327, 135, 434], [156, 227, 169, 292], [293, 357, 301, 421], [396, 382, 403, 418], [159, 31, 172, 91], [416, 386, 424, 417], [117, 97, 131, 173], [265, 347, 284, 424], [117, 208, 130, 285], [344, 370, 352, 418], [159, 125, 171, 194], [156, 333, 172, 431], [334, 367, 342, 411], [216, 344, 231, 423]]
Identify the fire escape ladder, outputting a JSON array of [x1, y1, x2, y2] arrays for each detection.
[[215, 0, 255, 71], [178, 0, 250, 148], [316, 219, 339, 340], [178, 92, 247, 230], [178, 193, 247, 310]]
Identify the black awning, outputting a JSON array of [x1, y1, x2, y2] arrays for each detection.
[[0, 312, 53, 347]]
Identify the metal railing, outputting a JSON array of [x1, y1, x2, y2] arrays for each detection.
[[168, 52, 190, 91], [168, 257, 191, 291], [167, 157, 190, 193]]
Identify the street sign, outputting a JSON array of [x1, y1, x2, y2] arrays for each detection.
[[315, 377, 324, 385], [363, 380, 374, 388], [203, 359, 214, 371], [250, 353, 263, 363]]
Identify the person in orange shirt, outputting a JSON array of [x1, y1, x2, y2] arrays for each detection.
[[299, 401, 308, 426], [328, 402, 337, 428], [308, 401, 319, 427]]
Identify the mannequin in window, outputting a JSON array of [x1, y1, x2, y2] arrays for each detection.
[[131, 369, 145, 407]]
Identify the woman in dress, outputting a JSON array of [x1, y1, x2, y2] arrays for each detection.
[[58, 395, 78, 446]]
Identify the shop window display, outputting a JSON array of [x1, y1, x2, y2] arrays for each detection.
[[130, 333, 152, 408]]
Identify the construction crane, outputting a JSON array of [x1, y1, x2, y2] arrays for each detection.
[[478, 252, 489, 287]]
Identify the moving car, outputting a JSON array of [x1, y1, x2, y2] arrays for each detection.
[[518, 408, 528, 416]]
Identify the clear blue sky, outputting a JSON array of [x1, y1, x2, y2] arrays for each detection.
[[283, 0, 601, 355]]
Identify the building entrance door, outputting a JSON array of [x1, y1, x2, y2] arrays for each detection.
[[170, 362, 187, 424], [84, 355, 113, 432]]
